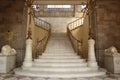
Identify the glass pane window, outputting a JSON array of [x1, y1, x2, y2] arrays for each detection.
[[47, 5, 72, 8]]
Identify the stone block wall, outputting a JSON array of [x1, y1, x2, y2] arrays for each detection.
[[0, 0, 27, 67], [95, 0, 120, 67]]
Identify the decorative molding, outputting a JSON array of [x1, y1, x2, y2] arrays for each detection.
[[33, 0, 87, 5], [27, 27, 32, 39]]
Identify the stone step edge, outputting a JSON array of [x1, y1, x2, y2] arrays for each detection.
[[29, 67, 91, 72], [14, 68, 106, 78], [34, 59, 85, 62]]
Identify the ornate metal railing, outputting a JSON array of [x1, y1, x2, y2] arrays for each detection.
[[34, 16, 51, 31], [33, 16, 51, 59], [67, 17, 84, 31], [67, 13, 86, 58]]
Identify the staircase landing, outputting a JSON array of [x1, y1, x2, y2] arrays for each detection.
[[15, 33, 106, 78]]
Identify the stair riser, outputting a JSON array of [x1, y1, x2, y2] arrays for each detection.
[[42, 55, 77, 56], [33, 63, 87, 67], [29, 68, 91, 72], [43, 52, 76, 54], [45, 51, 74, 53], [35, 58, 81, 61], [39, 56, 80, 59], [34, 60, 84, 63], [43, 53, 76, 55], [14, 33, 106, 78], [15, 68, 106, 78], [39, 55, 80, 58]]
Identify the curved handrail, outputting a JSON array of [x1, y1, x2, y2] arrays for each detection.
[[34, 27, 51, 59], [67, 17, 84, 30], [67, 12, 87, 58], [67, 12, 86, 31], [67, 27, 82, 42], [34, 16, 51, 31], [67, 26, 82, 54], [34, 16, 50, 25], [67, 16, 85, 44], [33, 16, 51, 59]]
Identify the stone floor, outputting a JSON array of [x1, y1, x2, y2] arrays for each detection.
[[0, 71, 120, 80]]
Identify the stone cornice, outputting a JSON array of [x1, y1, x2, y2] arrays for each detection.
[[33, 0, 87, 5]]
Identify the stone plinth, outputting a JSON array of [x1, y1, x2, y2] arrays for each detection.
[[104, 46, 120, 73], [87, 38, 98, 70], [22, 39, 33, 69], [0, 55, 15, 73], [104, 55, 120, 73]]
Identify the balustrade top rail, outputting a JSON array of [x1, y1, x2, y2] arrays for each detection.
[[33, 16, 51, 59], [34, 16, 51, 31], [67, 17, 84, 31], [67, 17, 84, 44]]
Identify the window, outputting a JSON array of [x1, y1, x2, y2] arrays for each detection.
[[47, 5, 72, 8]]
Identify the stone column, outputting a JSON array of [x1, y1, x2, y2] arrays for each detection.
[[87, 38, 98, 71], [22, 38, 33, 69]]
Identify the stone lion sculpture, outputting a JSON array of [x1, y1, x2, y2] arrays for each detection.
[[0, 45, 16, 56], [105, 46, 120, 56]]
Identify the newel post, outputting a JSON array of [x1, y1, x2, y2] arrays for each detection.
[[87, 28, 98, 71], [22, 27, 33, 69]]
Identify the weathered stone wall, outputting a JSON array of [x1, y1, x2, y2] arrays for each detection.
[[95, 0, 120, 67], [0, 0, 27, 67]]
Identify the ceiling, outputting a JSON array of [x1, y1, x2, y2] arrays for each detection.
[[33, 0, 87, 5]]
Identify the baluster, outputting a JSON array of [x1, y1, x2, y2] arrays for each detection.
[[77, 20, 78, 27], [73, 22, 74, 29], [43, 22, 45, 29], [79, 19, 80, 26], [70, 24, 72, 30], [75, 21, 77, 28], [77, 41, 82, 57]]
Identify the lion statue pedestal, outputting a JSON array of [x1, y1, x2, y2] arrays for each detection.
[[104, 46, 120, 73], [0, 45, 16, 73]]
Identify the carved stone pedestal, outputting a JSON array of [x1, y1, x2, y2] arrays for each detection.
[[87, 38, 98, 71], [22, 39, 33, 69], [104, 46, 120, 73], [0, 55, 15, 73], [104, 55, 120, 73]]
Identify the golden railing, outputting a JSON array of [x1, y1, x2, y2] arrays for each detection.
[[67, 17, 84, 58], [33, 16, 51, 59], [67, 17, 84, 31], [34, 16, 51, 31]]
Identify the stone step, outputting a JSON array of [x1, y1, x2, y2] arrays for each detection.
[[34, 59, 85, 63], [14, 33, 106, 78], [35, 57, 83, 61], [29, 66, 91, 72], [33, 62, 87, 67], [45, 49, 73, 51], [41, 55, 78, 57], [42, 53, 76, 56], [15, 68, 106, 78], [39, 56, 80, 59], [43, 52, 76, 55], [45, 49, 74, 52]]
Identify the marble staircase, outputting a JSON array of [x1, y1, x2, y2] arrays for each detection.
[[15, 33, 106, 78]]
